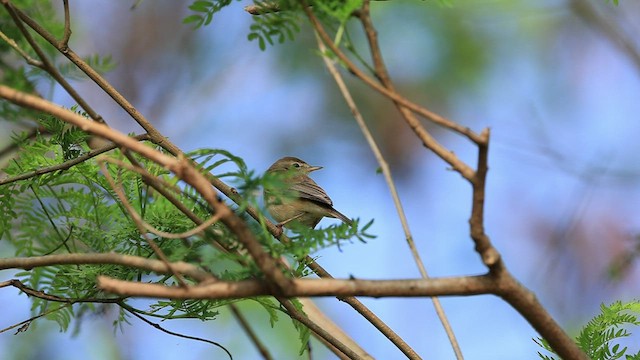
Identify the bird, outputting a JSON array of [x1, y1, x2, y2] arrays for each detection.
[[264, 156, 352, 230]]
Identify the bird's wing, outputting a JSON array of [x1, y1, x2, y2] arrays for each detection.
[[291, 178, 333, 206]]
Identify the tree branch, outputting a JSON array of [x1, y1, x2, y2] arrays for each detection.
[[97, 275, 494, 299], [3, 2, 105, 124], [0, 253, 213, 282], [300, 0, 483, 149]]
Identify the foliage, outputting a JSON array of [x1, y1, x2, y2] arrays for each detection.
[[0, 117, 373, 351], [247, 3, 301, 51], [183, 0, 235, 28], [536, 300, 640, 360]]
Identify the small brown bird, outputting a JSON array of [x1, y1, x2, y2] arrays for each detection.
[[264, 156, 352, 230]]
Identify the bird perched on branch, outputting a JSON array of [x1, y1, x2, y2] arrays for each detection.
[[264, 156, 352, 230]]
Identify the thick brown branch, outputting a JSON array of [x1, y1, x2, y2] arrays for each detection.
[[98, 275, 494, 299], [495, 272, 588, 360]]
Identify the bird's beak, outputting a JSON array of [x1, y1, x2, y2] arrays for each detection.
[[308, 165, 323, 172]]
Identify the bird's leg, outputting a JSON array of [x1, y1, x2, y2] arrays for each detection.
[[274, 213, 305, 236]]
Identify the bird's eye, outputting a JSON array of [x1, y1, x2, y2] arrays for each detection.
[[293, 163, 301, 168]]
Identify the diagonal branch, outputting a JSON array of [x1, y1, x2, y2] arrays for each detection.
[[6, 2, 169, 149], [3, 2, 105, 124], [300, 1, 483, 149], [314, 31, 427, 360]]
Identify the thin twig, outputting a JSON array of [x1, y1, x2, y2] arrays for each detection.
[[354, 2, 464, 357], [300, 1, 483, 149], [2, 278, 232, 360], [60, 0, 71, 48], [0, 30, 42, 66], [119, 302, 233, 360], [0, 279, 121, 303], [469, 129, 500, 268], [8, 3, 174, 151], [0, 303, 72, 334], [314, 31, 423, 360], [3, 2, 104, 124], [229, 304, 274, 360], [277, 297, 365, 360]]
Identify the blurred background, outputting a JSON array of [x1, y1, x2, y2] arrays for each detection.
[[1, 0, 640, 358]]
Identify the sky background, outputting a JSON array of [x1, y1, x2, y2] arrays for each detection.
[[1, 0, 640, 359]]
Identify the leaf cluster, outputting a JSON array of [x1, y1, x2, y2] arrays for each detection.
[[536, 300, 640, 360], [1, 1, 377, 353], [1, 126, 373, 347]]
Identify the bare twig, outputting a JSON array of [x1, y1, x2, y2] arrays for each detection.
[[0, 278, 120, 303], [300, 1, 483, 150], [3, 2, 105, 124], [119, 302, 233, 359], [0, 303, 72, 334], [60, 0, 71, 48], [7, 3, 174, 152], [277, 297, 368, 360], [353, 2, 464, 357], [468, 129, 501, 268], [0, 29, 42, 66], [229, 304, 274, 360], [314, 31, 424, 360]]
